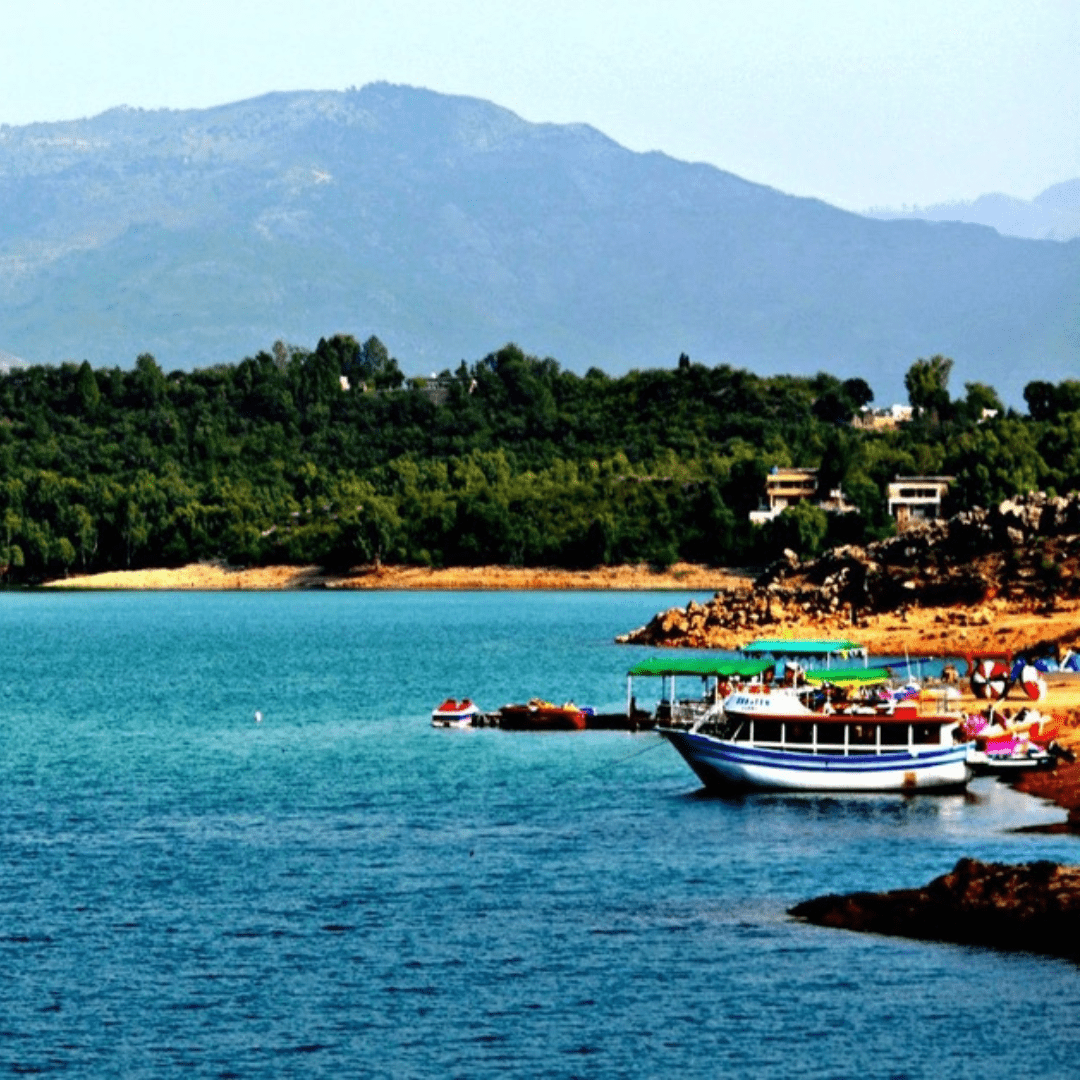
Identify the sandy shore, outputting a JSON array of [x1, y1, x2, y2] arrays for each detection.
[[42, 561, 754, 592]]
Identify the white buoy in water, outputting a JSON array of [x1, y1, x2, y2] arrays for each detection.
[[254, 710, 263, 723]]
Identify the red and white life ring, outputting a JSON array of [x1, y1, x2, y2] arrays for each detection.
[[971, 659, 1010, 700], [1019, 664, 1047, 701]]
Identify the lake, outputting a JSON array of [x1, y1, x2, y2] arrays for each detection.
[[1, 590, 1078, 1078]]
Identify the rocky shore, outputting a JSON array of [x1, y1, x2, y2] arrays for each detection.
[[617, 491, 1080, 656], [790, 858, 1080, 962], [1014, 760, 1080, 832]]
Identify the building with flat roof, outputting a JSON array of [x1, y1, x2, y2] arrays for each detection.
[[887, 476, 953, 530], [749, 467, 854, 524], [851, 404, 913, 430]]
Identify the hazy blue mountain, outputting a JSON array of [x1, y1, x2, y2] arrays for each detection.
[[867, 178, 1080, 242], [1, 83, 1078, 404]]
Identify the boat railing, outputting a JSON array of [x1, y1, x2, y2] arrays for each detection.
[[689, 700, 725, 733], [659, 698, 725, 732]]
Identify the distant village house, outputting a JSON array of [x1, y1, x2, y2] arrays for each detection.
[[749, 467, 855, 524], [851, 403, 914, 430], [887, 476, 953, 531]]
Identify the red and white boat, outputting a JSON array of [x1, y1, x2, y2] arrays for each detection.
[[431, 698, 482, 728]]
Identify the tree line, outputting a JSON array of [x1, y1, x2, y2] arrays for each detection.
[[0, 335, 1077, 581]]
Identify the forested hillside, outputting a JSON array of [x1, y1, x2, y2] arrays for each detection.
[[0, 335, 1077, 582]]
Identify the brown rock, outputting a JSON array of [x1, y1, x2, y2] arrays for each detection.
[[790, 858, 1080, 961]]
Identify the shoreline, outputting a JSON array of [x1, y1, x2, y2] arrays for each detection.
[[40, 561, 755, 593]]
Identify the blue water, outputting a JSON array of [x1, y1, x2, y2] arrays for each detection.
[[1, 590, 1078, 1079]]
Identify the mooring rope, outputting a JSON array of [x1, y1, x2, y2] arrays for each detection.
[[581, 735, 667, 776]]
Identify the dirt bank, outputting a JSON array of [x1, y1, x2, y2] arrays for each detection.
[[621, 591, 1080, 659], [42, 561, 753, 592]]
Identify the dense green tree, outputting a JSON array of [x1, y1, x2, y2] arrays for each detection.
[[74, 361, 101, 415], [905, 355, 953, 419], [960, 381, 1005, 423]]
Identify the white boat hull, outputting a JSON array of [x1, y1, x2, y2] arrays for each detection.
[[431, 706, 481, 728], [660, 729, 971, 793], [431, 714, 475, 728]]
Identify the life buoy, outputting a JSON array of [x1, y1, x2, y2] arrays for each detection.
[[971, 659, 1009, 700], [1019, 665, 1047, 701]]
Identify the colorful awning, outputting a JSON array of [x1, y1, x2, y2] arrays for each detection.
[[627, 657, 774, 679]]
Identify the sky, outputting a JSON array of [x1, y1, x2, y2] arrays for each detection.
[[2, 0, 1078, 210]]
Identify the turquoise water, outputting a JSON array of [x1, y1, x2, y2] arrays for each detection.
[[1, 590, 1078, 1078]]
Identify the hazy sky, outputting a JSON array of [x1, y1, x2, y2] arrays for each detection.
[[3, 0, 1078, 210]]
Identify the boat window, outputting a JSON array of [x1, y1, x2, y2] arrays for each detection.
[[880, 723, 909, 746], [816, 723, 845, 746], [786, 722, 813, 745], [731, 722, 751, 742], [754, 720, 782, 744], [849, 723, 877, 746], [912, 723, 940, 745]]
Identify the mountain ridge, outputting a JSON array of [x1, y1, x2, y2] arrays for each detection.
[[1, 83, 1078, 404], [867, 177, 1080, 242]]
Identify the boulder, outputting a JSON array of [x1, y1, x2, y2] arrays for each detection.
[[790, 858, 1080, 961]]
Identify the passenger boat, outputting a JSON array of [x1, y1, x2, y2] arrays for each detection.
[[659, 676, 971, 792], [431, 698, 481, 728], [498, 699, 588, 731]]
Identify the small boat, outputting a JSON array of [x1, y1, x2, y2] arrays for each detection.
[[498, 699, 588, 731], [968, 742, 1056, 776], [659, 680, 971, 793], [961, 707, 1063, 775], [431, 698, 481, 728], [960, 707, 1062, 748]]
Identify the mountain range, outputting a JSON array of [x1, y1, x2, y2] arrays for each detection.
[[868, 179, 1080, 242], [1, 83, 1078, 405]]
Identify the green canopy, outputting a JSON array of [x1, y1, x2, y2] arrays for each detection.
[[740, 638, 867, 660], [803, 666, 893, 687], [627, 657, 774, 679]]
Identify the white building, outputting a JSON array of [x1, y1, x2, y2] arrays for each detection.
[[887, 476, 953, 530]]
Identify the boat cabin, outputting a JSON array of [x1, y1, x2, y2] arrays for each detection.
[[722, 709, 957, 755]]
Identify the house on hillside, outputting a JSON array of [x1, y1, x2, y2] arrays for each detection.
[[851, 403, 914, 430], [749, 467, 855, 524], [887, 476, 954, 531]]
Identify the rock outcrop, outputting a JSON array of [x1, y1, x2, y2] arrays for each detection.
[[789, 858, 1080, 961], [1014, 760, 1080, 831], [617, 492, 1080, 648]]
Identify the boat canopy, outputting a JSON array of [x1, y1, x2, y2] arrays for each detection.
[[627, 657, 774, 679], [740, 638, 867, 664], [803, 666, 893, 687]]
